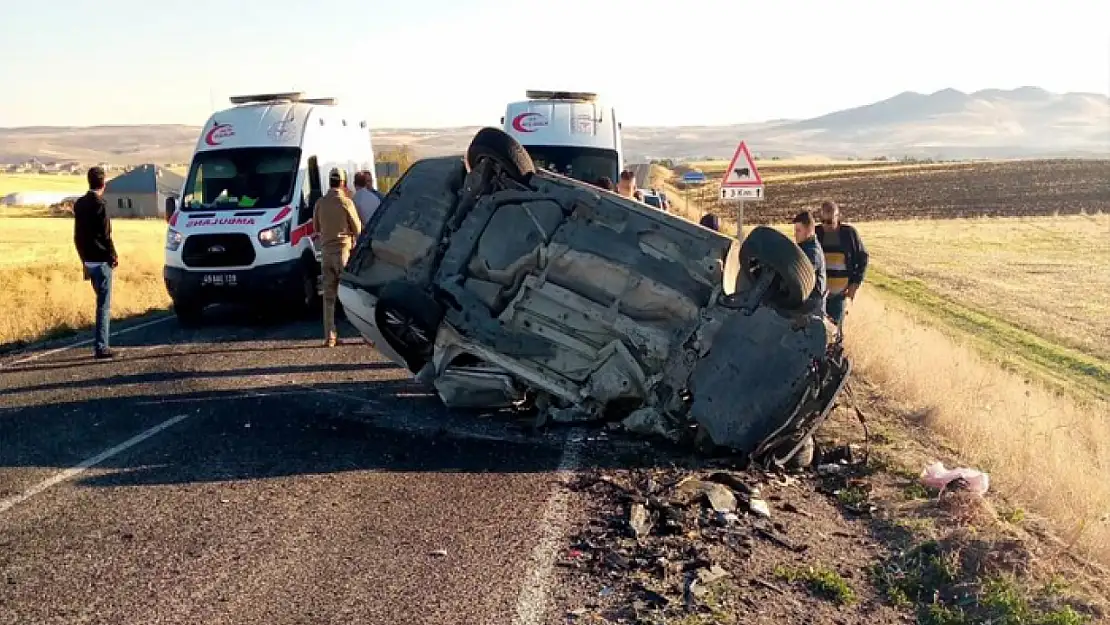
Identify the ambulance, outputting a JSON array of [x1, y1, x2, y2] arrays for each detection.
[[163, 92, 376, 325], [501, 90, 623, 186]]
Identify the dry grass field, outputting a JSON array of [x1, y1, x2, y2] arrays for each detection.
[[844, 291, 1110, 564], [863, 215, 1110, 398], [0, 216, 169, 349], [0, 172, 88, 196], [658, 159, 1110, 564], [0, 170, 188, 200]]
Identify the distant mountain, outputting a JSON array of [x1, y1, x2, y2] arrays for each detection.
[[1, 87, 1106, 164]]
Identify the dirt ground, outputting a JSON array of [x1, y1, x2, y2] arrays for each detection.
[[545, 378, 1110, 625]]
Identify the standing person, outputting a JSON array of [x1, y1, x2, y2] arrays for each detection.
[[616, 170, 637, 198], [816, 200, 869, 326], [73, 166, 118, 360], [792, 210, 827, 315], [352, 170, 382, 228], [312, 168, 362, 347], [699, 213, 720, 231]]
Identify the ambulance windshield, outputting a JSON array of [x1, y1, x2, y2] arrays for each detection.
[[182, 147, 301, 211], [523, 146, 619, 187]]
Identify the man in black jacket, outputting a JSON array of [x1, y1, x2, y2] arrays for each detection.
[[792, 210, 827, 315], [73, 167, 118, 359], [816, 200, 869, 327]]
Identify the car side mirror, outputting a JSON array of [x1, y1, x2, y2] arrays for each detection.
[[165, 196, 177, 222]]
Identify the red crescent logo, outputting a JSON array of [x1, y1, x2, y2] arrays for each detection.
[[205, 122, 234, 146], [511, 112, 545, 133]]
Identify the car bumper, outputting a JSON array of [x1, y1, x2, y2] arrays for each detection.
[[164, 259, 302, 304]]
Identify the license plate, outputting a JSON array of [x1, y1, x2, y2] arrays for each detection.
[[202, 274, 237, 286]]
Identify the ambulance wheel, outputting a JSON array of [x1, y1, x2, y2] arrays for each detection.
[[173, 299, 204, 327], [739, 226, 815, 312], [298, 259, 322, 317], [465, 127, 535, 184]]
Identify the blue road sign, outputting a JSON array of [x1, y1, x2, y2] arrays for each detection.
[[682, 170, 707, 184]]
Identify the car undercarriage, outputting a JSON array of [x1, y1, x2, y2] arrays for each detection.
[[338, 128, 850, 467]]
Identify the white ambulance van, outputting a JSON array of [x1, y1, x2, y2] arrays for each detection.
[[501, 90, 623, 186], [164, 92, 376, 325]]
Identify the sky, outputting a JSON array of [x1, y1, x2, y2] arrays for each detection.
[[1, 0, 1108, 129]]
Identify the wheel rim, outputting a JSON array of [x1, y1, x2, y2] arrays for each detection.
[[381, 308, 431, 354]]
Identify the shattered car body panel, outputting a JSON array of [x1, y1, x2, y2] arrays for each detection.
[[338, 139, 849, 461]]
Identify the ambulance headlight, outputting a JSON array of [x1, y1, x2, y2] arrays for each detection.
[[165, 229, 183, 251], [258, 222, 290, 247]]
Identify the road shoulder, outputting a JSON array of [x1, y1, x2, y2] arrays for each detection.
[[546, 381, 1110, 625]]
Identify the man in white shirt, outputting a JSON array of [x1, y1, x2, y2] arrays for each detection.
[[352, 170, 382, 228]]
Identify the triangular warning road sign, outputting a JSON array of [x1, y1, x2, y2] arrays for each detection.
[[720, 141, 762, 187]]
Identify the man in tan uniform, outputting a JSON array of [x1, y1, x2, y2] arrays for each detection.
[[312, 168, 361, 347]]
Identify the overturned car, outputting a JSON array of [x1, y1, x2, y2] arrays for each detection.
[[338, 128, 850, 467]]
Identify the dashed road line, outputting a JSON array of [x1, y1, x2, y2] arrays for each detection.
[[512, 429, 585, 625], [0, 413, 192, 514]]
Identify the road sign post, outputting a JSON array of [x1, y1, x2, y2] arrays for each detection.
[[681, 170, 707, 220], [718, 141, 763, 239]]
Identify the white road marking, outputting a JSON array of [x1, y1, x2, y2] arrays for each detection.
[[512, 429, 585, 625], [0, 413, 191, 514], [133, 390, 312, 406], [1, 315, 174, 368]]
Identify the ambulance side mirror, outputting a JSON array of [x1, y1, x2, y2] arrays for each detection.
[[165, 197, 177, 223]]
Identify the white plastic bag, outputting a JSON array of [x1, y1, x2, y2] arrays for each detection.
[[920, 462, 990, 496]]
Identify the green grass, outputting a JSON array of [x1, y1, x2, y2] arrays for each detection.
[[868, 267, 1110, 402], [872, 541, 1090, 625], [837, 485, 871, 507], [775, 565, 858, 606]]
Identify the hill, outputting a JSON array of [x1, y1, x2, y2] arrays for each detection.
[[1, 87, 1106, 164]]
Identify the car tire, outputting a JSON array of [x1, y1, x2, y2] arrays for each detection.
[[173, 299, 204, 327], [739, 226, 816, 311], [374, 282, 444, 373], [465, 127, 536, 183]]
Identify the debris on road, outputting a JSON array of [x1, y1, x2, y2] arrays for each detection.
[[748, 498, 772, 519], [628, 503, 652, 538], [429, 549, 448, 557], [562, 464, 849, 620]]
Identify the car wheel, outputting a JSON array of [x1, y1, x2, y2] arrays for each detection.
[[173, 299, 204, 327], [374, 283, 444, 373], [465, 127, 536, 184], [739, 226, 816, 312]]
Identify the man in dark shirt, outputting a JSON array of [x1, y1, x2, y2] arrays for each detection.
[[699, 213, 720, 231], [73, 167, 118, 359], [816, 200, 869, 327], [792, 210, 827, 315]]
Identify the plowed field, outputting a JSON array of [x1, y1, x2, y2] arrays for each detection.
[[687, 159, 1110, 224]]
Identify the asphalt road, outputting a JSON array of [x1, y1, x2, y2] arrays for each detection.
[[0, 308, 599, 625]]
